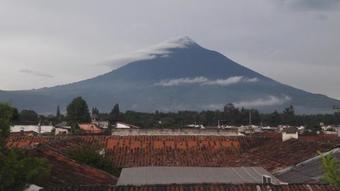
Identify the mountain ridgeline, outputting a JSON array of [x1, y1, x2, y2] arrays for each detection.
[[1, 37, 339, 114]]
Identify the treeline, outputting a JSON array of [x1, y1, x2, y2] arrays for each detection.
[[9, 97, 340, 129], [117, 105, 340, 128]]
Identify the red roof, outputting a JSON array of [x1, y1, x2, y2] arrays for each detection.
[[7, 134, 340, 172], [6, 134, 340, 188], [42, 184, 340, 191], [35, 144, 117, 187], [79, 123, 102, 133]]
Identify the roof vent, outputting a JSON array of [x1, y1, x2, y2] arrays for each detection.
[[262, 175, 272, 184]]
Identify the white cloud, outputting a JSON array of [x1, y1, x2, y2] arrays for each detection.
[[104, 36, 195, 69], [233, 95, 291, 108], [155, 77, 208, 86], [155, 76, 259, 87], [203, 76, 258, 86]]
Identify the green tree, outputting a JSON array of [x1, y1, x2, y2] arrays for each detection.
[[0, 150, 51, 191], [282, 105, 296, 125], [306, 123, 322, 135], [68, 144, 121, 177], [0, 103, 12, 151], [109, 104, 120, 125], [0, 103, 51, 191], [56, 105, 61, 121], [66, 97, 91, 124], [319, 152, 340, 187], [11, 108, 19, 123], [19, 110, 38, 124], [269, 111, 281, 127]]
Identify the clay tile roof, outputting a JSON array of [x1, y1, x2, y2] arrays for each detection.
[[7, 134, 340, 188], [41, 184, 340, 191], [79, 123, 102, 133]]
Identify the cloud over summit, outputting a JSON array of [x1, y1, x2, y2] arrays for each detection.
[[155, 76, 259, 87]]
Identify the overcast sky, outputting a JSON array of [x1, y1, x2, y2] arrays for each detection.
[[0, 0, 340, 99]]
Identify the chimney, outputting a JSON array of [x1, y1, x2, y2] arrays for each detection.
[[262, 175, 272, 184]]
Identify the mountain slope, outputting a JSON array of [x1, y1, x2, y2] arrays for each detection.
[[0, 37, 339, 114]]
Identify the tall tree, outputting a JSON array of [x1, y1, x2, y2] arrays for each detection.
[[109, 104, 120, 125], [282, 105, 296, 125], [56, 106, 61, 119], [0, 103, 13, 151], [269, 111, 281, 127], [66, 97, 91, 124]]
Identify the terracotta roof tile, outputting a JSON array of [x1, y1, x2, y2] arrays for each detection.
[[7, 134, 340, 185], [41, 184, 340, 191]]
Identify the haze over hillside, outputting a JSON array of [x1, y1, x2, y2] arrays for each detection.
[[0, 37, 339, 114]]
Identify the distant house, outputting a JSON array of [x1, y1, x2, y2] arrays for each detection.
[[186, 124, 205, 129], [79, 123, 102, 134], [282, 127, 298, 142], [92, 121, 109, 129], [55, 122, 71, 135], [115, 122, 140, 129], [11, 125, 54, 134]]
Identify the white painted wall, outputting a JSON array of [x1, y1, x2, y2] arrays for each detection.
[[55, 128, 69, 135], [282, 132, 298, 142], [116, 122, 131, 129], [11, 125, 54, 133]]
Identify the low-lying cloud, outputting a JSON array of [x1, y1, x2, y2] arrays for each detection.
[[233, 95, 291, 108], [155, 76, 259, 87], [104, 36, 195, 69], [19, 69, 53, 78], [155, 77, 207, 86], [202, 76, 258, 86]]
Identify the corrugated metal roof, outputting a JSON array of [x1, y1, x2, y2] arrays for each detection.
[[275, 148, 340, 183], [117, 167, 283, 185]]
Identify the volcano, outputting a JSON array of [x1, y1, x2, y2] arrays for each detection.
[[1, 37, 339, 114]]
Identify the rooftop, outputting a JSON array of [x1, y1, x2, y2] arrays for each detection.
[[6, 134, 340, 188], [117, 167, 283, 185], [41, 184, 339, 191], [275, 147, 340, 183]]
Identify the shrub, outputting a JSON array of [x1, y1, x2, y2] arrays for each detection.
[[68, 144, 121, 177]]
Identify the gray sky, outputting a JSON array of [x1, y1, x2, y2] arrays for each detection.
[[0, 0, 340, 99]]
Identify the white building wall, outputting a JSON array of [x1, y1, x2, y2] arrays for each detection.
[[282, 132, 298, 142], [55, 128, 69, 135], [116, 122, 131, 129], [11, 125, 54, 134]]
